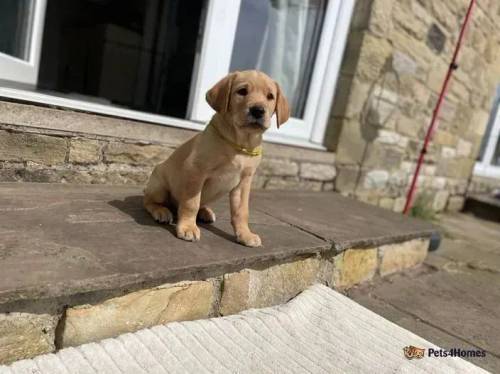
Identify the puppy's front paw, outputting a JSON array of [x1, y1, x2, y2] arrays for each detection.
[[237, 232, 262, 247], [176, 223, 201, 242], [151, 206, 173, 224]]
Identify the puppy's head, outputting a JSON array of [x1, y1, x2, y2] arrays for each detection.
[[206, 70, 290, 133]]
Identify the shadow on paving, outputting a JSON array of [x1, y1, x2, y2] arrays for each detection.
[[348, 213, 500, 373]]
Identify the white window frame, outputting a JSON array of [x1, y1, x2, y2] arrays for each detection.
[[0, 0, 354, 149], [474, 94, 500, 179], [188, 0, 355, 146], [0, 0, 46, 85]]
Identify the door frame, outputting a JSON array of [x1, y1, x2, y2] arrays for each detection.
[[0, 0, 46, 85]]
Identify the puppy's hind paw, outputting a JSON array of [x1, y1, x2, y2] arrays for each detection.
[[151, 206, 173, 224], [197, 206, 216, 223]]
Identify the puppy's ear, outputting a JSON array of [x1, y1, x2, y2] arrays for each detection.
[[275, 81, 290, 128], [206, 72, 237, 113]]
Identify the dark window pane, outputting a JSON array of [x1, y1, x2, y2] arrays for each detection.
[[0, 0, 34, 60]]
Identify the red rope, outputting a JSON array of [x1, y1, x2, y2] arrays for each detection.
[[403, 0, 476, 214]]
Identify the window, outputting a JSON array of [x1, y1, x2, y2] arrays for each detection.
[[0, 0, 354, 148], [474, 85, 500, 179]]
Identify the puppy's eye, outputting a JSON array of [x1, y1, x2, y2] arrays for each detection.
[[267, 93, 274, 100], [236, 88, 248, 96]]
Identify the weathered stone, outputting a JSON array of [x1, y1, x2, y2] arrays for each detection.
[[299, 163, 336, 181], [392, 50, 418, 76], [456, 139, 473, 157], [0, 130, 67, 165], [259, 158, 299, 177], [393, 197, 407, 213], [104, 142, 171, 165], [441, 146, 457, 159], [368, 0, 394, 37], [433, 190, 450, 211], [335, 165, 360, 193], [392, 2, 428, 40], [379, 197, 395, 210], [0, 313, 58, 365], [379, 239, 428, 276], [69, 139, 101, 164], [363, 170, 389, 189], [332, 248, 378, 289], [433, 130, 457, 147], [447, 195, 465, 212], [426, 23, 446, 53], [251, 175, 267, 189], [335, 120, 367, 164], [265, 177, 322, 191], [356, 34, 394, 81], [322, 182, 335, 191], [220, 258, 322, 315], [431, 177, 447, 189], [61, 281, 215, 347]]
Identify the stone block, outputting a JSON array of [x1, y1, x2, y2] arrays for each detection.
[[379, 197, 395, 210], [446, 195, 465, 212], [60, 281, 215, 347], [393, 197, 407, 213], [456, 139, 472, 157], [299, 163, 336, 181], [69, 139, 101, 164], [379, 239, 429, 276], [259, 158, 299, 177], [432, 190, 450, 211], [265, 177, 322, 191], [0, 313, 58, 365], [0, 130, 67, 165], [363, 170, 389, 189], [220, 257, 322, 316], [334, 165, 360, 193], [332, 248, 378, 289], [104, 142, 171, 165], [357, 34, 394, 81]]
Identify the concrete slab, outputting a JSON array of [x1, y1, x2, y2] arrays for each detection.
[[0, 183, 434, 312], [348, 213, 500, 373], [254, 191, 435, 250]]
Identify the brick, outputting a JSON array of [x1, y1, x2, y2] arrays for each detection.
[[69, 139, 101, 164], [379, 239, 429, 276], [61, 281, 215, 347], [0, 130, 67, 165], [332, 248, 378, 289], [220, 258, 322, 316], [0, 313, 58, 365]]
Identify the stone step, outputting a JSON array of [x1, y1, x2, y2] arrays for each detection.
[[464, 194, 500, 223], [1, 285, 485, 374], [0, 183, 436, 364]]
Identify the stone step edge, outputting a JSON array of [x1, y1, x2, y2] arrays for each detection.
[[0, 237, 429, 365]]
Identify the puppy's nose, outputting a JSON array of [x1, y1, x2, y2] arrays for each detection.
[[249, 106, 265, 119]]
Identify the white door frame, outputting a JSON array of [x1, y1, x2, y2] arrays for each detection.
[[0, 0, 46, 85], [188, 0, 355, 145], [474, 92, 500, 179]]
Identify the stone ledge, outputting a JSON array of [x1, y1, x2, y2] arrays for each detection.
[[0, 182, 435, 363]]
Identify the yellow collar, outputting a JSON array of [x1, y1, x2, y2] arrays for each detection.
[[211, 123, 263, 157]]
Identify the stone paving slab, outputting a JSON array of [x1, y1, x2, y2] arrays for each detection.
[[0, 285, 486, 374], [0, 183, 435, 311], [254, 191, 435, 250]]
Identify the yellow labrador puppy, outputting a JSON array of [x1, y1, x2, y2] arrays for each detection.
[[143, 70, 289, 247]]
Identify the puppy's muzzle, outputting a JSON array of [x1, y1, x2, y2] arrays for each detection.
[[249, 105, 265, 119]]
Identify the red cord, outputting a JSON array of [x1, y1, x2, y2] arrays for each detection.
[[403, 0, 476, 214]]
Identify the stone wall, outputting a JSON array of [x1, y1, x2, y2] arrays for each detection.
[[0, 238, 429, 364], [0, 102, 336, 191], [327, 0, 500, 212]]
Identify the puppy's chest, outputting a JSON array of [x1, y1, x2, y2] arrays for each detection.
[[205, 156, 257, 193]]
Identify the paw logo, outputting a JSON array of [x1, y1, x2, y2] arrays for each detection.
[[403, 346, 425, 360]]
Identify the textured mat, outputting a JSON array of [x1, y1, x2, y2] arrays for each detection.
[[0, 285, 487, 373]]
